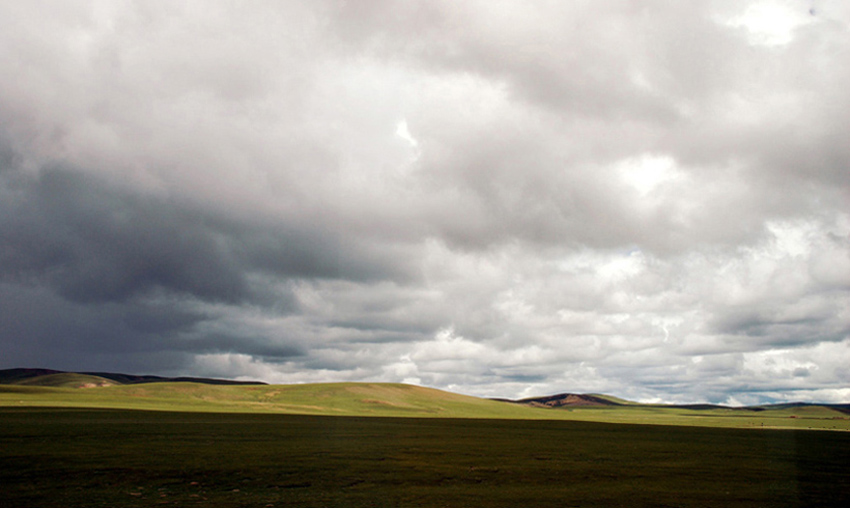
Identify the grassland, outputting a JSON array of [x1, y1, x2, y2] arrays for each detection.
[[542, 404, 850, 431], [2, 407, 849, 507], [0, 382, 547, 419], [2, 380, 849, 431], [2, 378, 849, 506]]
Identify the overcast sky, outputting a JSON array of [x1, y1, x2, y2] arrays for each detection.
[[1, 1, 848, 404]]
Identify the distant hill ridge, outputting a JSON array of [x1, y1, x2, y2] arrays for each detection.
[[495, 393, 622, 408], [499, 391, 850, 415], [0, 368, 267, 387], [3, 368, 849, 416]]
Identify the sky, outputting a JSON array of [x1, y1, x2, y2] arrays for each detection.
[[1, 0, 848, 405]]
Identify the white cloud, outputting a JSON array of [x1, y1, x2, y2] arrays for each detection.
[[618, 154, 679, 197], [395, 119, 418, 148], [727, 1, 814, 46]]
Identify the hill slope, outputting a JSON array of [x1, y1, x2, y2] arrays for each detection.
[[504, 393, 622, 408], [0, 381, 550, 419], [2, 368, 849, 430]]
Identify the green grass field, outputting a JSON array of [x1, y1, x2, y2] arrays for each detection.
[[0, 382, 547, 418], [2, 407, 849, 507], [2, 380, 849, 431], [544, 404, 850, 431]]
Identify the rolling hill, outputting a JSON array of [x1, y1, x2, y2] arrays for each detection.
[[2, 368, 849, 430], [498, 392, 623, 408], [499, 390, 850, 416], [0, 380, 544, 419], [0, 368, 266, 386]]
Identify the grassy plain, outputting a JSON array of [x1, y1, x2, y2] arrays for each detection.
[[2, 407, 849, 507], [549, 404, 850, 431], [0, 382, 544, 419], [2, 381, 849, 431]]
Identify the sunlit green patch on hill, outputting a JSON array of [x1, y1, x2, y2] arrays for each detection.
[[0, 382, 553, 419], [3, 370, 850, 431], [1, 380, 849, 431]]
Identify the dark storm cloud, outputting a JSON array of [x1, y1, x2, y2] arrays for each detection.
[[0, 282, 199, 373], [0, 282, 303, 374], [172, 332, 305, 360], [0, 144, 412, 372], [1, 166, 248, 304], [0, 157, 413, 305]]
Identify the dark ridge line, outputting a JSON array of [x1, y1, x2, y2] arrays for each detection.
[[495, 393, 623, 408], [0, 368, 266, 386], [495, 392, 850, 413]]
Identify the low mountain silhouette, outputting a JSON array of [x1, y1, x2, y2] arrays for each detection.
[[498, 391, 850, 415], [0, 368, 266, 386], [3, 368, 849, 415], [496, 393, 622, 408]]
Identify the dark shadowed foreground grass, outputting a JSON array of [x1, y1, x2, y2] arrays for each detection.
[[2, 408, 848, 507]]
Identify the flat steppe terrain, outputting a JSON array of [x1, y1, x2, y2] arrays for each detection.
[[2, 407, 849, 507]]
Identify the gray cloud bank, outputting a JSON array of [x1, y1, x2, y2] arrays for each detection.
[[1, 1, 848, 404]]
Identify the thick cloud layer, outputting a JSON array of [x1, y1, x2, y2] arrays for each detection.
[[1, 1, 848, 403]]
